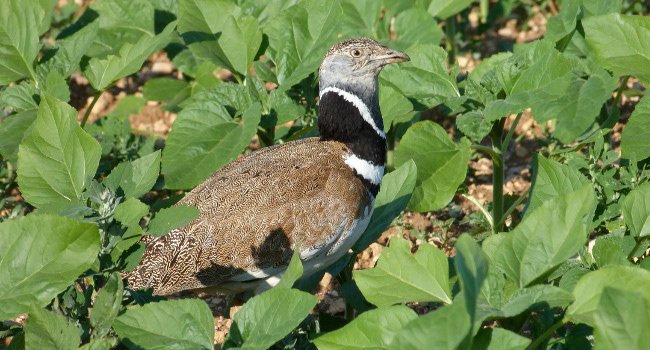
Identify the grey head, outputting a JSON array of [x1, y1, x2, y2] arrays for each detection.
[[319, 38, 410, 103]]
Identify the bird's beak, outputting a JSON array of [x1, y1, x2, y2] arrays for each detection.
[[371, 48, 410, 66]]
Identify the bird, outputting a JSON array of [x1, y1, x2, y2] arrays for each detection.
[[125, 38, 410, 295]]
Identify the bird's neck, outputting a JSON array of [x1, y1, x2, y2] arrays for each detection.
[[317, 83, 386, 196]]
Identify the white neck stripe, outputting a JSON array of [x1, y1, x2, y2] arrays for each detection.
[[320, 86, 386, 139], [343, 153, 384, 185]]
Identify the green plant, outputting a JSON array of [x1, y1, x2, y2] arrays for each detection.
[[0, 0, 649, 349]]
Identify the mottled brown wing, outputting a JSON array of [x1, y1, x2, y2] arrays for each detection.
[[126, 138, 371, 295]]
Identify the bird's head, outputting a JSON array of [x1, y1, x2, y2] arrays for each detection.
[[319, 38, 409, 94]]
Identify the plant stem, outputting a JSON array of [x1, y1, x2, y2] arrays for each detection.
[[491, 120, 505, 232], [502, 112, 522, 152], [526, 318, 565, 350], [80, 90, 103, 128], [494, 187, 530, 230], [471, 144, 500, 161], [445, 15, 457, 66]]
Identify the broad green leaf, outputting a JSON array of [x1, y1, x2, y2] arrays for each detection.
[[143, 77, 191, 111], [621, 96, 650, 161], [353, 160, 417, 252], [381, 44, 459, 109], [477, 284, 573, 323], [456, 111, 492, 143], [147, 205, 199, 236], [226, 288, 317, 349], [454, 234, 489, 322], [217, 15, 263, 76], [89, 0, 155, 56], [43, 71, 70, 102], [592, 234, 635, 267], [83, 21, 176, 90], [162, 101, 261, 189], [25, 306, 79, 350], [544, 0, 581, 42], [393, 8, 443, 49], [268, 89, 305, 125], [79, 338, 116, 350], [0, 215, 100, 319], [428, 0, 474, 19], [592, 287, 650, 350], [0, 109, 37, 163], [527, 155, 590, 214], [339, 0, 385, 38], [104, 150, 161, 199], [394, 121, 470, 212], [492, 184, 596, 287], [36, 20, 99, 82], [354, 237, 452, 306], [17, 96, 101, 211], [313, 306, 417, 350], [114, 198, 149, 228], [0, 0, 48, 84], [0, 81, 38, 112], [113, 299, 214, 350], [178, 0, 241, 70], [583, 14, 650, 84], [378, 83, 414, 131], [567, 266, 650, 325], [622, 183, 650, 237], [471, 328, 530, 350], [274, 248, 304, 289], [390, 301, 470, 350], [90, 272, 124, 338], [263, 0, 343, 90]]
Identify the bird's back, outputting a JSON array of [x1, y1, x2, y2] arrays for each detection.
[[126, 137, 373, 295]]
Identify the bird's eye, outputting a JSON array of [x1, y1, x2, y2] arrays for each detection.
[[350, 49, 362, 57]]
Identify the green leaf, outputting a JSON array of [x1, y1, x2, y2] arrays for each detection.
[[178, 0, 241, 69], [83, 21, 176, 90], [0, 215, 100, 319], [592, 234, 635, 267], [113, 299, 214, 350], [0, 109, 37, 163], [104, 150, 160, 199], [0, 81, 38, 112], [456, 111, 492, 143], [89, 0, 155, 56], [143, 77, 191, 111], [24, 306, 79, 350], [17, 96, 101, 211], [79, 338, 116, 350], [114, 198, 149, 228], [263, 0, 343, 90], [390, 301, 470, 350], [427, 0, 474, 19], [274, 248, 304, 290], [393, 8, 443, 49], [147, 205, 200, 236], [381, 44, 459, 109], [471, 328, 530, 350], [622, 183, 650, 237], [313, 306, 417, 350], [583, 14, 650, 84], [218, 16, 263, 76], [454, 234, 489, 322], [162, 101, 261, 189], [354, 237, 452, 306], [477, 284, 573, 323], [0, 0, 48, 84], [621, 96, 650, 161], [394, 121, 470, 212], [353, 160, 417, 252], [226, 288, 317, 349], [592, 287, 650, 350], [90, 272, 124, 338], [36, 20, 99, 82], [567, 266, 650, 325], [527, 155, 590, 214], [491, 184, 596, 287], [378, 83, 414, 131]]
